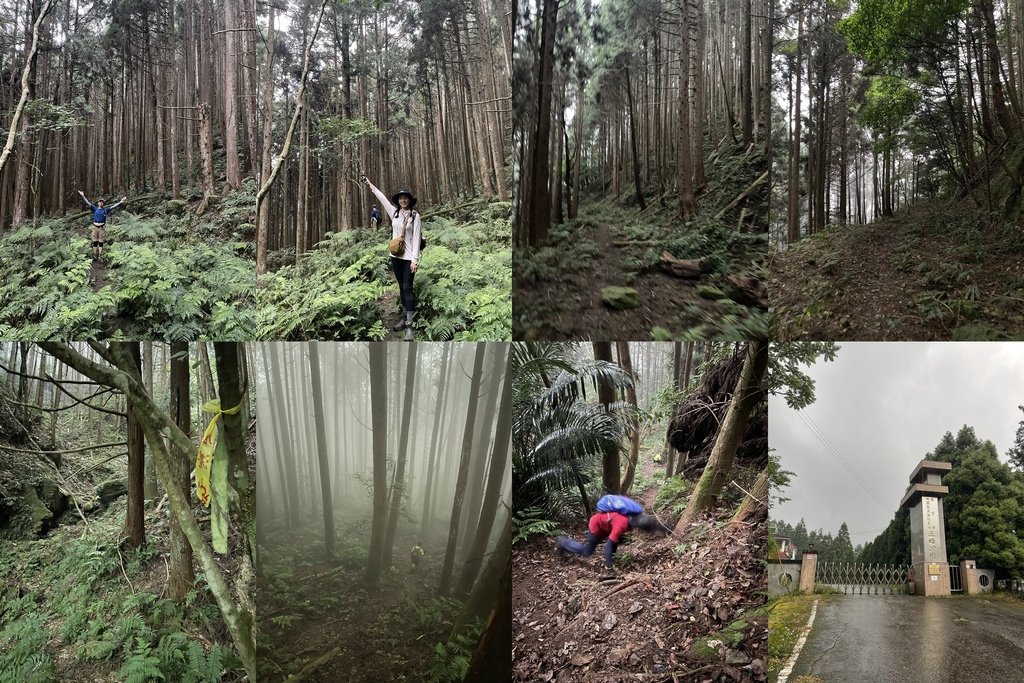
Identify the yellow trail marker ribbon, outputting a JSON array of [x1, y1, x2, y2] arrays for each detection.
[[194, 400, 241, 509]]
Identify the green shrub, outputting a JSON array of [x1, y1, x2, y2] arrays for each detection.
[[428, 626, 481, 683], [655, 476, 692, 515], [0, 198, 255, 339], [0, 612, 55, 683], [513, 507, 561, 544], [258, 202, 511, 340]]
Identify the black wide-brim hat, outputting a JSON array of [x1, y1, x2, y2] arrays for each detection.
[[391, 189, 417, 209]]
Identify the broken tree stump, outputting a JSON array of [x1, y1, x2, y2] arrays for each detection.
[[659, 252, 702, 278], [726, 274, 767, 308]]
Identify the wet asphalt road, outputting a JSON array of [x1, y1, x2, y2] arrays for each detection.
[[789, 595, 1024, 682]]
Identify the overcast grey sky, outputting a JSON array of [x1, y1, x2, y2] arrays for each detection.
[[770, 342, 1024, 547]]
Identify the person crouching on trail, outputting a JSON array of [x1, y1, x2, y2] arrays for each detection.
[[78, 190, 127, 260], [555, 495, 662, 577], [364, 176, 422, 341]]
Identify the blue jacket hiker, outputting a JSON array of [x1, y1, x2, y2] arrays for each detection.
[[555, 495, 664, 577], [78, 190, 127, 260]]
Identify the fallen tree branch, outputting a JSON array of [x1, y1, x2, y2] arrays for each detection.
[[4, 386, 115, 413], [0, 440, 126, 456], [419, 198, 493, 221], [68, 451, 129, 478], [255, 0, 328, 210], [0, 361, 105, 385], [603, 578, 640, 597], [464, 93, 511, 106], [46, 372, 126, 417], [283, 644, 348, 682], [713, 169, 769, 220], [115, 543, 137, 594]]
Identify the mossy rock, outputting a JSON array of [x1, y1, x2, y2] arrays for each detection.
[[164, 199, 189, 216], [96, 478, 128, 504], [686, 636, 723, 662], [697, 285, 725, 300], [35, 479, 64, 515], [23, 484, 54, 536], [651, 326, 673, 341], [686, 621, 750, 663], [601, 286, 641, 310]]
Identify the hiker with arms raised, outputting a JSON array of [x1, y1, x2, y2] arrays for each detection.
[[555, 494, 663, 577], [364, 176, 423, 341], [78, 190, 127, 260]]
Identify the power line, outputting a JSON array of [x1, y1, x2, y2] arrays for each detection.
[[798, 410, 890, 513], [796, 409, 891, 515]]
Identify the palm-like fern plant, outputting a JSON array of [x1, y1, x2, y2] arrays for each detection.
[[512, 342, 634, 516]]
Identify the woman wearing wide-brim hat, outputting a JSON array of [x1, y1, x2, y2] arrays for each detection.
[[364, 176, 423, 341]]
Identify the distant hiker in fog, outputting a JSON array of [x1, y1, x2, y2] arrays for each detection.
[[370, 204, 381, 229], [411, 542, 424, 571], [78, 189, 127, 260], [364, 176, 423, 341], [555, 495, 663, 577]]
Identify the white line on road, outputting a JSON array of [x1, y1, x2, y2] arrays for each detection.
[[777, 598, 818, 683]]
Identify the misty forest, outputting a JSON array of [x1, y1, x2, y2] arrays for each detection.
[[513, 0, 772, 341], [770, 0, 1024, 340], [512, 341, 769, 681], [0, 341, 257, 681], [255, 342, 511, 682]]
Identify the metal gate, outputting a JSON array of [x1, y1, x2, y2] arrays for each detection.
[[815, 562, 910, 595], [949, 565, 962, 592]]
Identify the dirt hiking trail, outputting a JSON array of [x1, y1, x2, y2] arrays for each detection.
[[513, 508, 768, 682], [771, 203, 1024, 340], [515, 204, 758, 340]]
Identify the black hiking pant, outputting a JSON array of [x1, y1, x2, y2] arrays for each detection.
[[391, 257, 416, 313]]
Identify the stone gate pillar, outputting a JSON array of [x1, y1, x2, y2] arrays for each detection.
[[899, 460, 952, 597], [799, 548, 817, 594]]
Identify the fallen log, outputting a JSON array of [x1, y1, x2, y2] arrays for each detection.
[[611, 240, 663, 247], [659, 252, 702, 278]]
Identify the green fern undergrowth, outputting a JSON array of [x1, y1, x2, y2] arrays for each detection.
[[0, 501, 243, 682], [0, 187, 256, 340], [256, 199, 512, 340]]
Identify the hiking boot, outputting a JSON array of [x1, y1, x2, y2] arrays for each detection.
[[403, 313, 414, 341], [391, 311, 408, 331]]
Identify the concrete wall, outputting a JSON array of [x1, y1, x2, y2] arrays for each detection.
[[768, 560, 802, 597], [977, 569, 994, 594]]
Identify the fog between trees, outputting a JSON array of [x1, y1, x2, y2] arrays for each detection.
[[255, 341, 511, 682]]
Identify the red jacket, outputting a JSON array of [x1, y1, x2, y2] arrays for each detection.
[[588, 511, 631, 543]]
